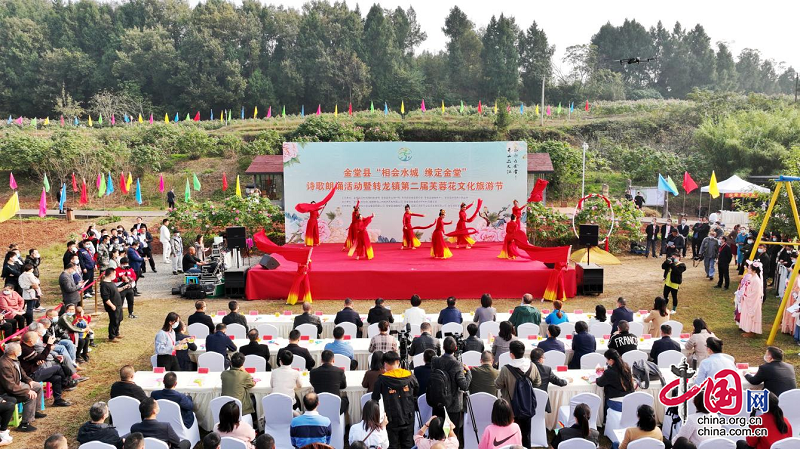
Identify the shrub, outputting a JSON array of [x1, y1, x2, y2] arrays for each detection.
[[167, 195, 284, 242], [526, 202, 572, 246], [175, 128, 217, 159]]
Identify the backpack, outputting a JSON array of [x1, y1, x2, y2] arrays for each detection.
[[426, 367, 452, 410], [508, 366, 537, 419], [631, 359, 665, 389]]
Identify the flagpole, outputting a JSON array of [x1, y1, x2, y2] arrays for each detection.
[[698, 191, 702, 218], [682, 193, 686, 215]]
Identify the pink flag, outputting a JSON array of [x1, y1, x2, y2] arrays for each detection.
[[421, 99, 426, 112], [149, 113, 153, 124], [158, 174, 165, 193], [316, 105, 321, 115], [546, 105, 552, 116], [111, 115, 116, 125], [59, 115, 64, 126], [96, 173, 102, 189], [9, 173, 17, 190], [15, 117, 22, 125], [38, 188, 47, 218], [267, 106, 272, 118]]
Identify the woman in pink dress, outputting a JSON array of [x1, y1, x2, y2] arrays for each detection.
[[738, 262, 763, 337]]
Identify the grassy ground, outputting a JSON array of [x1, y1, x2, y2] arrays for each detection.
[[13, 217, 798, 448]]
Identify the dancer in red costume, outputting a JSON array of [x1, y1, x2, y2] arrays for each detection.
[[348, 213, 375, 260], [343, 200, 360, 251], [430, 210, 453, 259], [511, 199, 524, 222], [498, 214, 521, 259], [448, 202, 478, 248], [295, 187, 336, 247], [401, 205, 426, 249]]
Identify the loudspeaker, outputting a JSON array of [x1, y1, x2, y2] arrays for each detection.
[[227, 226, 246, 249], [224, 270, 246, 298], [259, 254, 280, 270], [579, 224, 600, 247], [576, 263, 604, 295]]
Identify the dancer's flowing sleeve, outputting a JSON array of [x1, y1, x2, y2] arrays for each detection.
[[527, 180, 548, 203], [411, 213, 424, 218], [295, 186, 337, 213], [513, 230, 570, 263], [412, 222, 435, 231], [363, 215, 374, 227], [465, 199, 482, 222], [254, 230, 311, 265]]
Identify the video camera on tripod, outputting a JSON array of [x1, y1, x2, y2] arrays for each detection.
[[443, 331, 466, 361], [390, 323, 413, 369]]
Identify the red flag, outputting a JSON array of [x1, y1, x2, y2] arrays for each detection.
[[585, 100, 590, 111], [683, 171, 699, 193], [348, 103, 352, 116], [478, 101, 483, 114], [71, 173, 78, 192], [80, 179, 88, 205], [222, 173, 228, 191], [527, 179, 549, 203], [120, 172, 128, 194], [193, 111, 200, 122]]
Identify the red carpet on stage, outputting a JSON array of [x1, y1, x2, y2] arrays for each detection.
[[245, 243, 576, 301]]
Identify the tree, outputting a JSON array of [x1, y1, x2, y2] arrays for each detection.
[[715, 42, 738, 91], [0, 17, 47, 116], [362, 5, 400, 103], [390, 6, 426, 58], [736, 49, 765, 93], [443, 6, 482, 101], [518, 21, 554, 102], [777, 67, 797, 95], [591, 19, 654, 87], [480, 14, 521, 100]]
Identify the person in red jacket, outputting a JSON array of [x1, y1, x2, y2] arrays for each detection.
[[738, 392, 793, 449], [0, 283, 26, 332]]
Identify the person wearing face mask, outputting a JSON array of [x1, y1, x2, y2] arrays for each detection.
[[678, 218, 690, 257], [0, 283, 25, 332], [23, 249, 40, 279], [101, 268, 128, 342], [699, 230, 719, 280], [0, 341, 43, 433], [114, 257, 139, 318], [154, 312, 188, 371], [745, 346, 796, 397], [644, 219, 659, 258], [76, 241, 96, 298], [0, 252, 21, 297], [756, 244, 771, 300], [59, 304, 89, 363], [659, 219, 674, 255], [715, 237, 733, 290], [661, 253, 686, 312], [18, 264, 41, 326], [665, 228, 685, 258], [59, 263, 86, 309], [19, 331, 71, 408]]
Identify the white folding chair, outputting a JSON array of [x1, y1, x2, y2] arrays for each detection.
[[150, 354, 158, 369], [628, 437, 665, 449], [291, 354, 307, 371], [187, 322, 210, 339], [318, 392, 345, 449], [79, 442, 117, 449], [409, 323, 422, 336], [220, 437, 249, 449], [198, 352, 226, 371], [256, 324, 279, 339], [262, 393, 293, 449], [360, 392, 372, 411], [628, 322, 644, 337], [779, 390, 800, 437], [529, 389, 549, 447], [295, 323, 318, 338], [144, 438, 169, 449], [107, 396, 141, 436], [604, 391, 653, 442], [416, 394, 432, 434], [498, 352, 512, 369], [558, 439, 598, 449], [464, 392, 496, 449], [589, 322, 612, 337], [663, 320, 683, 336], [657, 350, 685, 368], [441, 322, 462, 336], [243, 354, 267, 371], [335, 322, 358, 339], [333, 354, 351, 371], [156, 399, 200, 448], [772, 437, 800, 449], [580, 353, 606, 369], [697, 437, 736, 449], [556, 322, 575, 336], [516, 323, 539, 339], [622, 350, 648, 367], [461, 350, 482, 367], [226, 323, 247, 339], [412, 353, 425, 367], [542, 350, 566, 369], [209, 396, 253, 428], [479, 321, 500, 339], [557, 392, 602, 429], [367, 323, 380, 339]]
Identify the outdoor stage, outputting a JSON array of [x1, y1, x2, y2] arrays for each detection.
[[245, 242, 577, 301]]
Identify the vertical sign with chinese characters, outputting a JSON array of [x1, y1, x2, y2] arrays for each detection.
[[283, 141, 527, 244]]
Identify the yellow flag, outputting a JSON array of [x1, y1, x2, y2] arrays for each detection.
[[334, 104, 338, 117], [88, 115, 93, 127], [441, 100, 445, 113], [0, 192, 20, 223], [138, 113, 143, 123], [709, 171, 720, 199], [44, 117, 49, 125], [235, 175, 242, 198], [253, 106, 258, 119], [535, 105, 540, 116], [164, 113, 169, 123], [220, 112, 224, 123], [400, 100, 405, 114], [494, 101, 498, 114], [126, 172, 133, 191]]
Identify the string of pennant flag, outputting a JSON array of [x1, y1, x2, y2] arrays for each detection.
[[0, 170, 244, 224], [4, 100, 593, 127]]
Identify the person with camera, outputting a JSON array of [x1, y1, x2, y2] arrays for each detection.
[[662, 253, 686, 313], [411, 322, 440, 357], [20, 331, 71, 407], [372, 351, 419, 449], [429, 336, 472, 445], [100, 268, 127, 342]]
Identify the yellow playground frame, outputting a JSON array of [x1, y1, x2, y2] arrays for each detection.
[[747, 176, 800, 345]]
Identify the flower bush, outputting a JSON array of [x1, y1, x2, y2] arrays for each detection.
[[525, 202, 573, 246], [573, 196, 645, 252], [167, 195, 284, 243]]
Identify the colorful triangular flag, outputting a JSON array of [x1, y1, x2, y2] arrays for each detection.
[[222, 173, 228, 191], [38, 188, 47, 218], [106, 172, 114, 195], [184, 178, 191, 202], [43, 173, 50, 193], [683, 171, 698, 194], [135, 179, 142, 205], [158, 174, 164, 193], [192, 173, 201, 191], [235, 175, 242, 198], [80, 179, 88, 205], [421, 99, 426, 112], [708, 171, 720, 199], [316, 104, 321, 115], [658, 174, 678, 196], [9, 172, 17, 190], [401, 100, 405, 114], [59, 183, 66, 212], [0, 192, 20, 224]]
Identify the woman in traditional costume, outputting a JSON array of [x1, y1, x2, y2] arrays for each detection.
[[401, 204, 425, 249], [449, 202, 478, 248], [430, 210, 453, 259], [498, 215, 520, 259], [738, 262, 763, 337], [343, 201, 360, 251], [348, 213, 375, 260], [511, 199, 524, 222], [295, 187, 336, 247]]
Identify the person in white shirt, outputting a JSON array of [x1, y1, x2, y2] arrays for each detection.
[[270, 350, 302, 416], [694, 337, 736, 385], [159, 219, 171, 264], [403, 295, 427, 326], [673, 393, 721, 446], [709, 211, 719, 225], [348, 399, 390, 449]]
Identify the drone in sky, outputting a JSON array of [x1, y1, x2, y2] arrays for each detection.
[[617, 57, 656, 65]]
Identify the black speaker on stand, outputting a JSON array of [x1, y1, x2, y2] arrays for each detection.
[[226, 226, 247, 269], [577, 224, 603, 294]]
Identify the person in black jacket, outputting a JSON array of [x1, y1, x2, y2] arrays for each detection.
[[174, 322, 197, 371], [309, 350, 348, 414], [660, 219, 674, 255], [677, 218, 690, 257], [292, 302, 322, 338], [130, 398, 190, 449], [334, 298, 363, 337], [109, 365, 148, 402], [151, 372, 195, 428], [569, 321, 597, 369], [277, 329, 315, 370], [596, 349, 635, 413], [662, 253, 686, 312], [531, 348, 570, 413], [187, 300, 215, 335], [239, 329, 271, 371], [372, 351, 419, 449], [221, 300, 249, 331], [610, 297, 633, 334], [745, 346, 797, 397], [206, 324, 237, 368], [413, 349, 435, 396], [100, 268, 127, 342], [430, 337, 471, 443], [410, 322, 440, 356], [715, 237, 733, 289], [649, 324, 681, 364], [608, 321, 638, 355], [644, 219, 659, 258], [77, 401, 123, 449], [756, 243, 771, 299], [463, 323, 485, 353], [367, 298, 394, 325]]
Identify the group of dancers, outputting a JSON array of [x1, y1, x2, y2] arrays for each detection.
[[296, 188, 534, 261]]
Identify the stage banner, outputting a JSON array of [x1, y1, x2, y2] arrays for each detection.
[[283, 141, 527, 243]]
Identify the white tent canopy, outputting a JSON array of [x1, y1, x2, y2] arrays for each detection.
[[700, 175, 770, 195]]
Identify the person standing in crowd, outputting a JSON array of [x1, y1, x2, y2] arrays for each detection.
[[58, 304, 89, 363], [756, 244, 771, 299], [126, 241, 145, 281], [716, 236, 733, 290], [644, 219, 659, 258], [495, 340, 541, 448], [170, 229, 184, 275], [136, 228, 157, 274], [159, 219, 171, 266], [62, 241, 77, 269], [744, 346, 796, 397], [662, 253, 686, 312], [634, 191, 645, 209], [167, 188, 175, 209], [1, 251, 22, 296], [96, 235, 111, 271], [334, 298, 363, 338], [100, 268, 127, 343], [678, 217, 690, 257], [18, 264, 41, 326], [76, 242, 95, 299], [372, 351, 418, 449], [738, 262, 763, 338], [660, 219, 674, 255], [24, 249, 40, 280], [509, 293, 541, 329], [115, 257, 139, 319], [193, 235, 209, 262], [699, 229, 719, 280]]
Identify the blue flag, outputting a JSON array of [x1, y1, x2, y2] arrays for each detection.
[[210, 109, 214, 121], [173, 113, 178, 123], [135, 179, 142, 204], [520, 103, 524, 114], [124, 114, 130, 123], [6, 116, 10, 124], [570, 102, 574, 112], [384, 102, 388, 115], [59, 183, 66, 211], [74, 117, 78, 126], [106, 172, 114, 195], [301, 105, 305, 117], [241, 107, 245, 119], [658, 173, 679, 196]]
